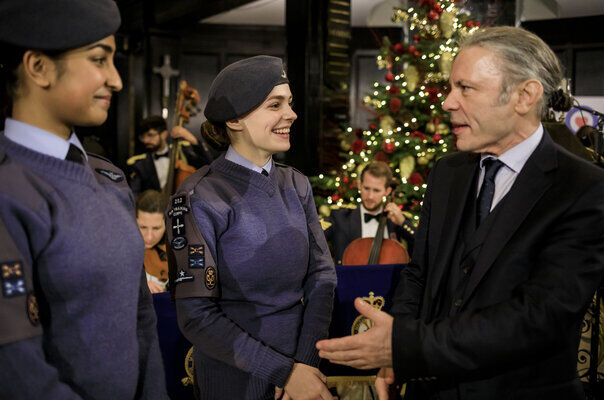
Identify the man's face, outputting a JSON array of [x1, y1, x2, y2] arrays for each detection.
[[358, 173, 391, 212], [140, 128, 167, 152], [442, 46, 517, 155]]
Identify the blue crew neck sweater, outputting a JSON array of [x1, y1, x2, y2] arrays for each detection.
[[174, 154, 336, 400], [0, 133, 167, 399]]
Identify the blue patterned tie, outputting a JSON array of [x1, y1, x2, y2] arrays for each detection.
[[476, 158, 504, 226]]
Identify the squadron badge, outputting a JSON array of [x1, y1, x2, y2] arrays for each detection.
[[351, 292, 385, 335], [27, 292, 40, 326], [205, 267, 217, 290]]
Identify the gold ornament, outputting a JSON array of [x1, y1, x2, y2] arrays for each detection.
[[377, 58, 388, 69], [440, 11, 456, 39], [438, 52, 454, 79], [425, 122, 436, 133], [437, 123, 450, 135], [363, 95, 372, 105], [340, 139, 351, 151], [399, 155, 416, 179], [417, 156, 429, 166], [426, 153, 435, 160], [404, 65, 419, 92], [319, 205, 331, 217], [380, 115, 396, 132]]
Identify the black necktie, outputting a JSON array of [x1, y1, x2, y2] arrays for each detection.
[[65, 144, 85, 165], [261, 169, 269, 177], [364, 213, 381, 223], [154, 152, 169, 160], [476, 158, 504, 226]]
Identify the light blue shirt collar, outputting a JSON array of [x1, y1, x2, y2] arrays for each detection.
[[4, 118, 88, 161], [225, 145, 272, 174], [480, 124, 543, 172]]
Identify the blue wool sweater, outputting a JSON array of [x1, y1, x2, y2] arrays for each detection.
[[0, 133, 167, 399], [175, 154, 336, 400]]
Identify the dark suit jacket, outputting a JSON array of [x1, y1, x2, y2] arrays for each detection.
[[323, 206, 415, 265], [127, 142, 211, 195], [391, 132, 604, 399]]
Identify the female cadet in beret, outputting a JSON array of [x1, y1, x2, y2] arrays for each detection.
[[0, 1, 167, 398], [166, 56, 337, 400]]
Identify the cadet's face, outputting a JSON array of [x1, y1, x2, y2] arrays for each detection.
[[442, 46, 517, 155], [235, 84, 297, 165], [358, 173, 391, 212], [45, 35, 122, 130], [137, 211, 166, 249]]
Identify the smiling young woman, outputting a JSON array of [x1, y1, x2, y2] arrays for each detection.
[[0, 1, 167, 398], [166, 56, 337, 400]]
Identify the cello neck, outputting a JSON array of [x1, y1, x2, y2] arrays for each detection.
[[367, 211, 387, 265]]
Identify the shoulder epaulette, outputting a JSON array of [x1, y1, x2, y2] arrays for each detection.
[[86, 152, 112, 164], [330, 203, 357, 210], [319, 217, 332, 231], [127, 153, 147, 166], [179, 140, 192, 147]]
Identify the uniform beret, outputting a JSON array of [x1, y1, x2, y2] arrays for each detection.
[[0, 0, 120, 50], [204, 55, 289, 123]]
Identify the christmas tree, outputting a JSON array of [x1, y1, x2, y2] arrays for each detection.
[[311, 0, 480, 224]]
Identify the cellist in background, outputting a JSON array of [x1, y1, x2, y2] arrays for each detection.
[[136, 190, 169, 293], [322, 161, 416, 265], [127, 115, 212, 195]]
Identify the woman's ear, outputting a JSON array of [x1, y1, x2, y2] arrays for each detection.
[[225, 119, 243, 132], [21, 50, 55, 89]]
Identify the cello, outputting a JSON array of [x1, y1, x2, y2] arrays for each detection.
[[163, 81, 200, 201], [341, 189, 410, 265]]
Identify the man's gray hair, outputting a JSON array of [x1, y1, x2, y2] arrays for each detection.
[[460, 26, 562, 118]]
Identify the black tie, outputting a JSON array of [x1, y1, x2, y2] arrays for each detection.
[[65, 144, 85, 165], [154, 152, 169, 160], [364, 213, 381, 223], [261, 169, 269, 177], [476, 158, 504, 226]]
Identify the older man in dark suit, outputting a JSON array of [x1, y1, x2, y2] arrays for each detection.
[[323, 161, 415, 264], [317, 26, 604, 400]]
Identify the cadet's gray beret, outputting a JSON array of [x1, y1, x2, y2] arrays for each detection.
[[204, 55, 289, 123], [0, 0, 120, 50]]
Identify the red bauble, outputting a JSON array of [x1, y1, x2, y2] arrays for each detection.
[[413, 51, 420, 57], [351, 139, 366, 154], [349, 183, 356, 189], [387, 86, 400, 95], [411, 131, 426, 141], [409, 173, 424, 186], [433, 4, 443, 13], [414, 34, 420, 43], [342, 176, 349, 183], [374, 151, 389, 162], [382, 141, 396, 154], [332, 194, 340, 201], [427, 11, 438, 20], [432, 134, 442, 142], [389, 97, 402, 113], [369, 123, 378, 131], [426, 88, 440, 103], [385, 72, 395, 82], [466, 20, 475, 27], [394, 43, 406, 55], [408, 45, 416, 53]]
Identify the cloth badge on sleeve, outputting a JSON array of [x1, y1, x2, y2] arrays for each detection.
[[174, 269, 194, 284], [95, 169, 124, 182], [188, 245, 205, 269], [172, 216, 186, 237], [172, 236, 188, 250], [205, 266, 217, 290], [168, 195, 190, 218], [2, 262, 23, 279], [1, 262, 26, 298]]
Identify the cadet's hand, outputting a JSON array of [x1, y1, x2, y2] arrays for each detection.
[[170, 126, 199, 145], [317, 297, 393, 369], [384, 202, 405, 227], [283, 363, 332, 399], [375, 368, 395, 400], [147, 280, 164, 293]]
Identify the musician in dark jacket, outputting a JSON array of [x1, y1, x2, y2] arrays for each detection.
[[127, 115, 211, 195], [323, 161, 415, 264]]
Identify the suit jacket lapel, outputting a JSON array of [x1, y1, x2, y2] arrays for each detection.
[[463, 133, 557, 303], [351, 207, 362, 241], [145, 153, 161, 191], [428, 153, 479, 301]]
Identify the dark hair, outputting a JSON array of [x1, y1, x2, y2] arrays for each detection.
[[200, 119, 230, 150], [0, 42, 66, 127], [361, 161, 393, 188], [136, 190, 167, 216], [137, 116, 167, 137]]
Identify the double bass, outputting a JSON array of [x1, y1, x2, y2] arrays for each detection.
[[163, 81, 200, 201], [341, 190, 410, 265]]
